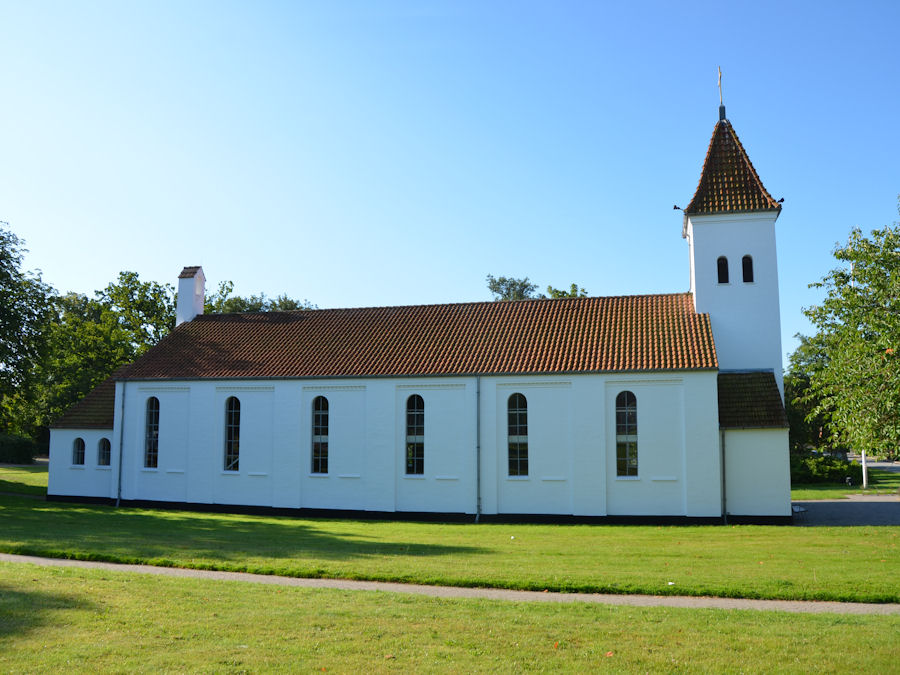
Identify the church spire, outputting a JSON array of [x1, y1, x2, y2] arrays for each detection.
[[684, 116, 781, 216]]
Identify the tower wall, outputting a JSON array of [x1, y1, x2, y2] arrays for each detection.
[[686, 211, 784, 397]]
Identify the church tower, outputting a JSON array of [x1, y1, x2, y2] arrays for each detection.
[[682, 104, 784, 397]]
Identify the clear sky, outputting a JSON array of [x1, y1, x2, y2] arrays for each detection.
[[2, 1, 898, 368]]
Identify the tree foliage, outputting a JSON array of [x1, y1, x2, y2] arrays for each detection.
[[0, 227, 53, 432], [545, 283, 589, 299], [486, 275, 588, 301], [205, 280, 315, 313], [800, 219, 900, 460]]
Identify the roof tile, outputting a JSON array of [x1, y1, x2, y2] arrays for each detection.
[[685, 120, 781, 216], [115, 293, 717, 381], [718, 372, 788, 428]]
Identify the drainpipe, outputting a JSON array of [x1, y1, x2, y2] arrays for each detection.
[[720, 430, 728, 525], [115, 381, 126, 507], [475, 375, 482, 523]]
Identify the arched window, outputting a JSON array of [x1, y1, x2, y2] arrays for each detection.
[[405, 394, 424, 475], [144, 397, 159, 468], [72, 438, 85, 465], [224, 397, 240, 471], [507, 393, 528, 476], [615, 391, 638, 477], [742, 255, 754, 283], [717, 256, 729, 284], [98, 438, 111, 466], [311, 396, 329, 474]]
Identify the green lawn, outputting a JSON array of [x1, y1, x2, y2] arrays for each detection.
[[791, 467, 900, 500], [0, 490, 897, 603], [0, 463, 48, 496], [1, 563, 898, 673]]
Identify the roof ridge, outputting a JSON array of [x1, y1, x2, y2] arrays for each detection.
[[195, 292, 696, 319]]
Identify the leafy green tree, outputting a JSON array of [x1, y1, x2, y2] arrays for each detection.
[[98, 271, 175, 355], [486, 275, 539, 301], [801, 219, 900, 460], [486, 275, 588, 301], [784, 335, 829, 450], [545, 283, 589, 299], [205, 280, 315, 313], [0, 226, 53, 433]]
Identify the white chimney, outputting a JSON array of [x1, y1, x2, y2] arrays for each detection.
[[176, 266, 205, 326]]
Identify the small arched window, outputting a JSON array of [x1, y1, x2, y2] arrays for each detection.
[[98, 438, 111, 466], [224, 396, 241, 471], [72, 437, 85, 465], [405, 394, 424, 475], [717, 256, 729, 284], [507, 393, 528, 476], [742, 255, 754, 283], [311, 396, 329, 474], [615, 391, 638, 477], [144, 397, 159, 468]]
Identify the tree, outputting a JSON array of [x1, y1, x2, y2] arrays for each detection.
[[0, 226, 53, 433], [784, 334, 830, 451], [801, 219, 900, 461], [205, 280, 315, 313], [486, 275, 589, 301], [545, 283, 589, 299], [98, 271, 175, 356], [486, 275, 540, 301]]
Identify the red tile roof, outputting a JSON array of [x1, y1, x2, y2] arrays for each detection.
[[684, 120, 781, 216], [51, 377, 116, 429], [718, 372, 788, 429], [115, 293, 717, 381]]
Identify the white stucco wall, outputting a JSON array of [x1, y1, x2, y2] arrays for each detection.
[[723, 428, 791, 516], [47, 427, 116, 498], [686, 212, 784, 396], [49, 370, 731, 518]]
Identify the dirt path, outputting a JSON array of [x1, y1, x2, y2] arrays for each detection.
[[2, 552, 898, 616]]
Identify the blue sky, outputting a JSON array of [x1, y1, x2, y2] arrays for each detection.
[[2, 1, 898, 367]]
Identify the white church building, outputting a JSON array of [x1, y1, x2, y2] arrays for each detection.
[[48, 105, 792, 522]]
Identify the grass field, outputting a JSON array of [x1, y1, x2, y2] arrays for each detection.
[[0, 487, 897, 602], [1, 563, 898, 673], [0, 463, 49, 496], [791, 467, 900, 500]]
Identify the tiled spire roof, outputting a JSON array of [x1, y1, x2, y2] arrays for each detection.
[[684, 119, 781, 216], [113, 293, 717, 381]]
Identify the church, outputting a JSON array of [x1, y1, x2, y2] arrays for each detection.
[[48, 104, 792, 522]]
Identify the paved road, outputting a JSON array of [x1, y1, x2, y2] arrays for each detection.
[[2, 553, 898, 616]]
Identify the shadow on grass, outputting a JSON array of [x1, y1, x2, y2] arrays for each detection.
[[0, 495, 484, 570], [0, 583, 96, 639]]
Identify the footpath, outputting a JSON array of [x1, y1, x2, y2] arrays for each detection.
[[2, 552, 898, 616]]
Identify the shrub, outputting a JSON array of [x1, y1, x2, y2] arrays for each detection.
[[0, 433, 38, 464], [790, 449, 863, 485]]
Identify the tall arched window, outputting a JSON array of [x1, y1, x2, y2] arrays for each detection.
[[311, 396, 329, 474], [717, 256, 729, 284], [507, 393, 528, 476], [72, 437, 85, 465], [98, 438, 111, 466], [224, 397, 241, 471], [615, 391, 638, 477], [144, 397, 159, 468], [405, 394, 424, 475], [742, 255, 754, 283]]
